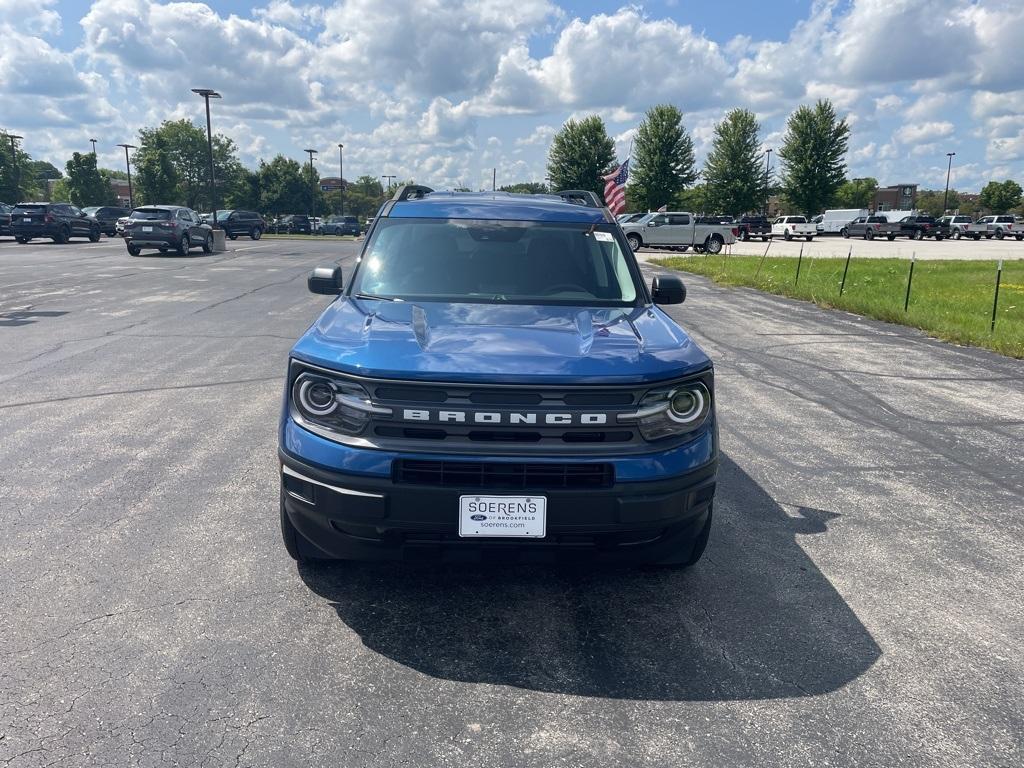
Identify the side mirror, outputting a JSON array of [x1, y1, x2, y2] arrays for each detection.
[[651, 275, 686, 305], [308, 265, 343, 295], [647, 221, 658, 227]]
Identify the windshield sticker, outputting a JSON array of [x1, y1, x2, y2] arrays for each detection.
[[592, 231, 614, 242]]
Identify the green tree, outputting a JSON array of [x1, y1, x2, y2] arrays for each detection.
[[49, 178, 72, 202], [257, 155, 308, 216], [301, 162, 327, 217], [778, 100, 850, 216], [914, 188, 960, 217], [631, 104, 697, 211], [65, 152, 116, 207], [702, 108, 761, 215], [340, 175, 386, 220], [833, 177, 878, 209], [499, 182, 549, 194], [27, 160, 62, 182], [978, 180, 1023, 214], [225, 168, 262, 211], [134, 119, 241, 210], [134, 133, 179, 205], [546, 116, 616, 198], [0, 130, 40, 201]]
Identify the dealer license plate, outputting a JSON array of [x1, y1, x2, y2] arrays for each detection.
[[459, 495, 547, 538]]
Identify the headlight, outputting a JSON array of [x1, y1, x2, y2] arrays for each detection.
[[291, 369, 386, 436], [620, 380, 711, 441]]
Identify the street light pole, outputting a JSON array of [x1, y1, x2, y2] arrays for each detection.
[[304, 149, 318, 222], [117, 144, 137, 208], [943, 152, 956, 214], [7, 134, 23, 202], [338, 143, 344, 216], [191, 88, 222, 226], [763, 148, 773, 215], [90, 138, 98, 156], [381, 175, 396, 194]]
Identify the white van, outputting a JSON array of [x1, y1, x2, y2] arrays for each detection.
[[876, 210, 916, 223], [815, 209, 869, 234]]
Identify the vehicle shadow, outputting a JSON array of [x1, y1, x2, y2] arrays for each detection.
[[299, 454, 880, 701], [0, 310, 69, 327]]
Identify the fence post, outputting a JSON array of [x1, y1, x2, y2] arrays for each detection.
[[795, 243, 804, 286], [991, 259, 1003, 333], [839, 246, 852, 296], [903, 253, 915, 312], [754, 237, 772, 280]]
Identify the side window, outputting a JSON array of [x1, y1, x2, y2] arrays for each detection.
[[650, 214, 668, 225], [667, 214, 690, 226]]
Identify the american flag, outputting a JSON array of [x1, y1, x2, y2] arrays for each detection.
[[602, 159, 629, 214]]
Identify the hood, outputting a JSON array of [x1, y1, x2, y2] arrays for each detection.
[[290, 298, 710, 384]]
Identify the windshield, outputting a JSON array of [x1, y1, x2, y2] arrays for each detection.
[[82, 207, 100, 215], [352, 218, 641, 306], [215, 210, 234, 221], [131, 208, 173, 220]]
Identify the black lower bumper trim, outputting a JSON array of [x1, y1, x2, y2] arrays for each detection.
[[279, 449, 717, 564]]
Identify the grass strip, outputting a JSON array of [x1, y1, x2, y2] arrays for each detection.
[[651, 254, 1024, 358], [261, 234, 360, 241]]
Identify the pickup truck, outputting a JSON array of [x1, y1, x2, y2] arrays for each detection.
[[897, 215, 948, 240], [771, 215, 816, 241], [621, 212, 738, 254], [279, 186, 718, 567], [841, 215, 900, 240], [938, 215, 980, 240], [976, 215, 1024, 241], [734, 215, 771, 241]]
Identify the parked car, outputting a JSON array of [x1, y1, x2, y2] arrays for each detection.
[[771, 215, 816, 241], [621, 211, 738, 254], [215, 209, 266, 240], [115, 215, 131, 237], [0, 202, 13, 236], [897, 215, 948, 240], [123, 206, 213, 256], [938, 215, 980, 240], [10, 202, 101, 244], [976, 215, 1023, 240], [322, 215, 361, 236], [273, 214, 312, 235], [281, 185, 717, 566], [311, 217, 323, 234], [82, 205, 131, 236], [734, 214, 771, 241], [816, 208, 869, 235], [841, 215, 900, 240]]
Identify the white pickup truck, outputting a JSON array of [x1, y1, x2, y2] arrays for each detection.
[[771, 215, 816, 241], [620, 212, 737, 254]]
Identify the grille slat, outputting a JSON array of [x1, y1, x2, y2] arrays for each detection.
[[395, 459, 614, 489]]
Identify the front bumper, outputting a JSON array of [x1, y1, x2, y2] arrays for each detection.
[[279, 422, 718, 563]]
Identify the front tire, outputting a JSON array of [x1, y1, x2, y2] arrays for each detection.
[[228, 233, 238, 241], [202, 234, 212, 254], [177, 234, 190, 256], [626, 233, 642, 252], [841, 228, 849, 238], [250, 227, 262, 240], [89, 227, 101, 243]]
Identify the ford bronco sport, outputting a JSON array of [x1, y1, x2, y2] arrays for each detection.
[[279, 186, 718, 566]]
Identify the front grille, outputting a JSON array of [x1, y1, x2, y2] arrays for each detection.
[[394, 459, 614, 489]]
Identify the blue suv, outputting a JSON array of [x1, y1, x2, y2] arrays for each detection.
[[279, 186, 718, 566]]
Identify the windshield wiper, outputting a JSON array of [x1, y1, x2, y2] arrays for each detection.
[[354, 292, 400, 302]]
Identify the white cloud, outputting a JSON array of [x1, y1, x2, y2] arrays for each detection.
[[894, 121, 954, 144]]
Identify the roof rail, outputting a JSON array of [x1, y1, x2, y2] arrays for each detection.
[[392, 184, 434, 202], [556, 189, 604, 208]]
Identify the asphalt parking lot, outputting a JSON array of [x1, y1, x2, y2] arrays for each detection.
[[1, 235, 1022, 767]]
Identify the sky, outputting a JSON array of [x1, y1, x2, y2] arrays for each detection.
[[2, 0, 1023, 194]]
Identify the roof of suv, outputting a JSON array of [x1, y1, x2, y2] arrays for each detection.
[[387, 188, 610, 224]]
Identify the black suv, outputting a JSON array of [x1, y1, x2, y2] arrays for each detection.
[[123, 206, 213, 256], [0, 202, 13, 236], [216, 209, 266, 240], [11, 203, 101, 243], [734, 215, 771, 241], [322, 215, 361, 235], [274, 214, 312, 234], [82, 206, 131, 236]]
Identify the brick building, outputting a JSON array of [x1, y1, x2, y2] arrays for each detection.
[[873, 184, 917, 211]]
